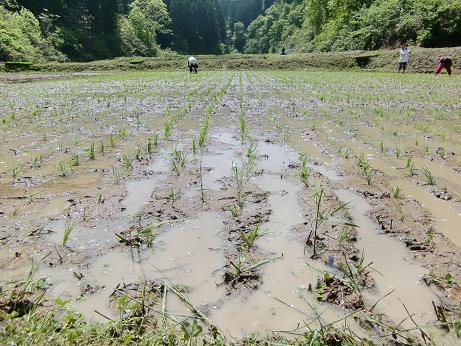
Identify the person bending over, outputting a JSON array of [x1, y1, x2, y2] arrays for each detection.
[[188, 56, 198, 74], [435, 56, 453, 76]]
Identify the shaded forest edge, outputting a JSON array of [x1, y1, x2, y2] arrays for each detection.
[[1, 47, 460, 74]]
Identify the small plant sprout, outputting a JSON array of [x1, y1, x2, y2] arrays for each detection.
[[88, 141, 95, 160], [166, 189, 181, 205], [392, 185, 401, 199], [198, 117, 210, 152], [110, 134, 116, 147], [426, 228, 435, 246], [379, 141, 385, 152], [240, 224, 262, 251], [395, 148, 401, 159], [57, 160, 71, 177], [62, 221, 77, 247], [228, 203, 241, 218], [164, 120, 173, 139], [298, 153, 310, 187], [119, 128, 129, 140], [70, 155, 80, 167], [171, 149, 187, 176], [422, 168, 435, 185], [135, 147, 142, 161], [192, 138, 197, 155], [147, 138, 154, 154], [11, 165, 19, 179], [32, 155, 42, 168], [112, 167, 122, 185], [405, 157, 413, 169], [233, 164, 245, 208], [99, 141, 105, 154], [306, 183, 358, 258], [122, 153, 132, 171]]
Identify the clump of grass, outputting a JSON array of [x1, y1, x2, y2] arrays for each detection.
[[422, 168, 435, 185], [62, 221, 77, 247]]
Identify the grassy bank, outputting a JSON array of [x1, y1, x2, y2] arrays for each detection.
[[1, 47, 460, 73]]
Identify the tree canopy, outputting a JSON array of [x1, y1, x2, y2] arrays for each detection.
[[0, 0, 460, 62]]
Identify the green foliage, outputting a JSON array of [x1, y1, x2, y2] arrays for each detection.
[[119, 0, 171, 56], [244, 0, 461, 54], [0, 5, 63, 62]]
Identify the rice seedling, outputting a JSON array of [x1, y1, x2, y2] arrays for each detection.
[[422, 168, 435, 185], [32, 155, 42, 168], [112, 166, 122, 185], [198, 117, 210, 151], [306, 183, 357, 258], [170, 149, 187, 176], [240, 224, 262, 251], [70, 154, 80, 167], [164, 120, 173, 139], [408, 162, 417, 176], [119, 128, 129, 140], [405, 157, 413, 169], [147, 138, 154, 154], [426, 228, 435, 246], [392, 185, 401, 199], [379, 140, 385, 152], [11, 165, 19, 179], [192, 138, 197, 155], [99, 141, 105, 154], [166, 189, 181, 205], [395, 148, 401, 159], [110, 134, 116, 147], [298, 153, 310, 187], [233, 164, 245, 208], [56, 160, 71, 177], [122, 153, 132, 171], [135, 147, 142, 161], [62, 221, 77, 247], [88, 141, 95, 160], [228, 203, 241, 218]]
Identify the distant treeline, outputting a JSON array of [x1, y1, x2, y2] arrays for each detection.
[[1, 0, 460, 62]]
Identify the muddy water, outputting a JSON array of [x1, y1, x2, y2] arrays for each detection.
[[123, 175, 165, 217], [336, 189, 438, 327], [212, 174, 349, 336], [40, 212, 225, 322]]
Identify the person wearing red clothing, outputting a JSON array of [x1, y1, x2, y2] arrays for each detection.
[[435, 56, 453, 76]]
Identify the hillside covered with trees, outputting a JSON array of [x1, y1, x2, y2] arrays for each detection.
[[1, 0, 460, 62]]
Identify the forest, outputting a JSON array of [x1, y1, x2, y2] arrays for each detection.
[[1, 0, 461, 62]]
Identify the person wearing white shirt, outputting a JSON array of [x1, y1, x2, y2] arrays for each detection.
[[188, 56, 198, 74], [398, 44, 411, 73]]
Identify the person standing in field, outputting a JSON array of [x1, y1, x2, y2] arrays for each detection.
[[398, 44, 411, 73], [435, 56, 453, 76], [188, 56, 198, 74]]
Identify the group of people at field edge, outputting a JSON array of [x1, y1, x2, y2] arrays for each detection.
[[187, 46, 454, 76], [398, 44, 453, 75]]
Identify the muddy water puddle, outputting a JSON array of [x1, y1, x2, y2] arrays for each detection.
[[336, 189, 438, 327], [40, 212, 225, 321]]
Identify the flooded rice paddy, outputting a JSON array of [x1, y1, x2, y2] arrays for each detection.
[[1, 70, 461, 344]]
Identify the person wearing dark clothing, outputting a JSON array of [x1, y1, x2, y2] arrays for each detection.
[[435, 56, 453, 76], [281, 47, 286, 55]]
